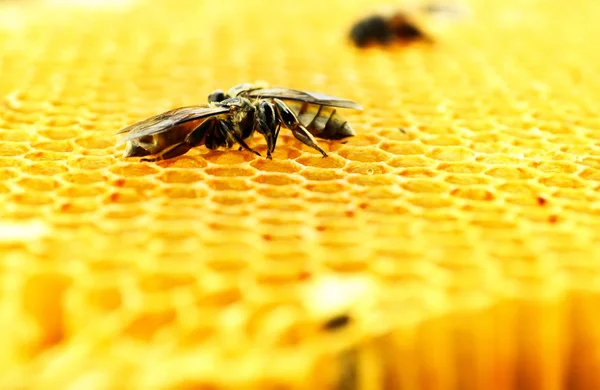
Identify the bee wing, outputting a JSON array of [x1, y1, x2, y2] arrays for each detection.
[[246, 88, 363, 110], [115, 105, 230, 145]]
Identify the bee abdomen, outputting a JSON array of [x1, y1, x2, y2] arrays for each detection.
[[292, 102, 356, 140]]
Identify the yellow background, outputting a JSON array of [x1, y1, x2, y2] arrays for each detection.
[[0, 0, 599, 388]]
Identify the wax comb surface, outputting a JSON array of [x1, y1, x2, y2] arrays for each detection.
[[0, 0, 599, 388]]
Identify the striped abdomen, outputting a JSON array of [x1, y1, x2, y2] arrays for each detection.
[[286, 101, 356, 140]]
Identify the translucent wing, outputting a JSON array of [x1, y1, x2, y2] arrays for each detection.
[[115, 105, 230, 145], [246, 88, 363, 110]]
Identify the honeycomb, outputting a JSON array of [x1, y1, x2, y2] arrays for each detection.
[[1, 0, 600, 388]]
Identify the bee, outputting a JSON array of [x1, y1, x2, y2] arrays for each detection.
[[115, 82, 363, 162], [349, 9, 433, 48]]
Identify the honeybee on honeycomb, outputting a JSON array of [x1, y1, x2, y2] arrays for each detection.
[[115, 82, 363, 162]]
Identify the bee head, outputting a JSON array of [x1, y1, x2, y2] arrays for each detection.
[[208, 90, 227, 103]]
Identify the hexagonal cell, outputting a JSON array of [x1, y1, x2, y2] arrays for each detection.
[[58, 184, 105, 198], [397, 167, 439, 178], [37, 127, 81, 141], [295, 154, 346, 168], [0, 129, 33, 142], [299, 168, 344, 181], [203, 151, 253, 165], [69, 156, 116, 170], [450, 187, 495, 201], [0, 142, 30, 157], [73, 137, 116, 153], [207, 178, 253, 192], [387, 155, 436, 168], [0, 168, 19, 181], [250, 158, 303, 173], [345, 174, 397, 187], [337, 146, 390, 163], [157, 169, 204, 184], [379, 141, 426, 156], [425, 146, 475, 162], [406, 194, 455, 209], [538, 174, 586, 189], [16, 176, 61, 191], [30, 140, 75, 153], [122, 308, 178, 342], [112, 177, 157, 191], [109, 163, 160, 177], [210, 193, 257, 206], [304, 181, 348, 194], [252, 173, 303, 186], [62, 171, 107, 185], [24, 150, 67, 161], [10, 192, 55, 206], [420, 135, 464, 146], [444, 174, 494, 186], [484, 166, 537, 180], [138, 273, 197, 294], [579, 168, 600, 182], [205, 165, 256, 178], [22, 161, 69, 176], [401, 179, 451, 194]]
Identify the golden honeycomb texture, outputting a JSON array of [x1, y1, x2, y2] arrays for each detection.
[[0, 0, 599, 388]]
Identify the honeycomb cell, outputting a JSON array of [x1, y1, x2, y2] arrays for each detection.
[[205, 166, 256, 178], [484, 166, 537, 180], [387, 155, 436, 168], [16, 176, 61, 191], [538, 174, 586, 189], [401, 179, 452, 194], [300, 169, 344, 181], [138, 273, 197, 293], [379, 141, 426, 155], [407, 194, 455, 209], [0, 168, 19, 180], [579, 168, 600, 181], [73, 137, 114, 151], [110, 163, 160, 177], [346, 174, 397, 187], [37, 127, 80, 141], [0, 142, 30, 156], [157, 169, 204, 184], [450, 187, 495, 201], [444, 174, 494, 186], [207, 178, 253, 191], [295, 154, 346, 168], [304, 181, 347, 194], [123, 308, 178, 342], [252, 173, 303, 186], [62, 171, 107, 185], [343, 162, 389, 175], [426, 146, 475, 162], [30, 140, 75, 153], [337, 146, 390, 163]]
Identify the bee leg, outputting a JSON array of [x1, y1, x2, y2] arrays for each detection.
[[272, 98, 328, 158], [256, 101, 278, 160], [233, 134, 261, 157], [218, 120, 261, 157], [271, 122, 281, 154]]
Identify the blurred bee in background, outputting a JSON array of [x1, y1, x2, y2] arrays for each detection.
[[348, 1, 469, 48], [116, 82, 362, 162], [349, 9, 432, 48]]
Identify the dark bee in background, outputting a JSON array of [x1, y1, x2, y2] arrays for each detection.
[[349, 9, 433, 48], [116, 82, 362, 162], [348, 2, 469, 48]]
